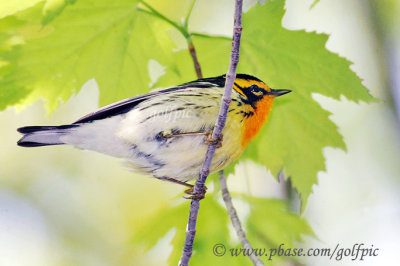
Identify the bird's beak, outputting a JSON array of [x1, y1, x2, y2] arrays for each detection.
[[270, 89, 292, 97]]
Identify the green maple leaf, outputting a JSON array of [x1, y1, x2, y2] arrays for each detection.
[[237, 0, 375, 206], [0, 5, 47, 110], [0, 0, 184, 112]]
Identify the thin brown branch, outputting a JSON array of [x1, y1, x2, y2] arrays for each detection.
[[178, 0, 244, 265], [188, 37, 203, 79], [219, 171, 265, 266]]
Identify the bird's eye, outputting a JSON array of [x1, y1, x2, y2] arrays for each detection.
[[249, 85, 263, 95]]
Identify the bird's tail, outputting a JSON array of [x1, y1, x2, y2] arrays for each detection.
[[17, 125, 78, 147]]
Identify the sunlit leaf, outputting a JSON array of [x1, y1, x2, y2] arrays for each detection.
[[0, 0, 42, 18], [0, 0, 183, 112]]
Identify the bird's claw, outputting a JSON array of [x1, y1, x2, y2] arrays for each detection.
[[184, 186, 208, 200], [205, 133, 223, 148]]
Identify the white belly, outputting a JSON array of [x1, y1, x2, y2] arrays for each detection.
[[116, 96, 243, 181]]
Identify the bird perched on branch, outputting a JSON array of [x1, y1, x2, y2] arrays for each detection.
[[17, 74, 290, 198]]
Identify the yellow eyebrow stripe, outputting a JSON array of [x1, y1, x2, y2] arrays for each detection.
[[233, 83, 246, 97], [235, 78, 271, 92]]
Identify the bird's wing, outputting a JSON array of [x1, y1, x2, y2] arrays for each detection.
[[73, 86, 192, 124], [73, 78, 224, 124]]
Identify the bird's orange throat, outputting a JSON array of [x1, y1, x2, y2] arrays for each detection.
[[242, 97, 274, 147]]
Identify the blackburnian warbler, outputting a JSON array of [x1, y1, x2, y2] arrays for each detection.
[[17, 74, 290, 197]]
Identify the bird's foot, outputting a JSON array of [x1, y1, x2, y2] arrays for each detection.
[[184, 185, 208, 200], [205, 132, 223, 148]]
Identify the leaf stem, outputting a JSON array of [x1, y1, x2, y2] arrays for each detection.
[[178, 0, 244, 265], [138, 1, 188, 38], [218, 171, 265, 266], [183, 0, 196, 31]]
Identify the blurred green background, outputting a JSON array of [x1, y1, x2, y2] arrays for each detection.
[[1, 0, 400, 265]]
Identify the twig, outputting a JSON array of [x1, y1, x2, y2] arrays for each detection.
[[139, 1, 256, 264], [185, 14, 260, 266], [178, 0, 243, 265], [183, 1, 202, 79], [188, 37, 203, 79], [183, 3, 261, 266], [219, 171, 265, 266]]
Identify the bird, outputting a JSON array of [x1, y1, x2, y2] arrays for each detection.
[[17, 74, 290, 198]]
